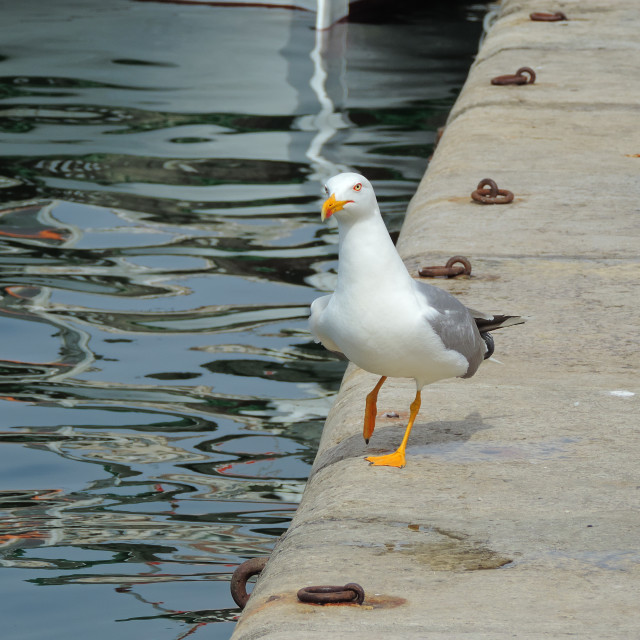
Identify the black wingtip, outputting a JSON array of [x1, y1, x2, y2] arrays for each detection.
[[474, 314, 526, 332], [482, 332, 495, 360]]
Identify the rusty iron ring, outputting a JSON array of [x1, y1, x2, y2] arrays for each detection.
[[471, 178, 514, 205], [297, 583, 365, 606], [419, 256, 472, 278], [491, 66, 536, 86], [230, 557, 268, 609], [530, 11, 567, 21]]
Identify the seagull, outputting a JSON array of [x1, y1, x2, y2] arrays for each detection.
[[309, 172, 523, 468]]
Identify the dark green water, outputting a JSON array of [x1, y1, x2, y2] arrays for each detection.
[[0, 2, 481, 638]]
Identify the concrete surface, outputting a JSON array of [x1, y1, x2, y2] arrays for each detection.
[[230, 1, 640, 637]]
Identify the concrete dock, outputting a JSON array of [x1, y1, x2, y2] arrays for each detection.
[[231, 0, 640, 637]]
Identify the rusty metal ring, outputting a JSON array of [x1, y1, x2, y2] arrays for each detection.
[[515, 66, 537, 84], [476, 178, 498, 198], [491, 66, 536, 86], [419, 255, 472, 278], [230, 557, 268, 609], [471, 178, 514, 204], [530, 11, 567, 21], [297, 583, 365, 606], [445, 255, 472, 274]]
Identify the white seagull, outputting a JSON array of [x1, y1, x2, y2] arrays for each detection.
[[309, 172, 523, 468]]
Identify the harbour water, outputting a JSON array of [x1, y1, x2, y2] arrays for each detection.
[[0, 2, 481, 638]]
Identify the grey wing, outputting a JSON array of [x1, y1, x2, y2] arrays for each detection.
[[414, 280, 485, 377]]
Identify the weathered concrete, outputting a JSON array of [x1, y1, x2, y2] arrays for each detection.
[[231, 1, 640, 637]]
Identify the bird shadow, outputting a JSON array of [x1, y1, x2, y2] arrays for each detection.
[[311, 411, 493, 477]]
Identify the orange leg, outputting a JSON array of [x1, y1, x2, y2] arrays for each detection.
[[363, 376, 387, 444], [366, 390, 421, 468]]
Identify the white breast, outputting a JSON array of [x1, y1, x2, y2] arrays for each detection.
[[318, 285, 468, 387]]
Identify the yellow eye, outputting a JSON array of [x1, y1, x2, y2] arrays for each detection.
[[353, 183, 362, 191]]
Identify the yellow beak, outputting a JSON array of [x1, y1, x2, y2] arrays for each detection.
[[321, 194, 352, 221]]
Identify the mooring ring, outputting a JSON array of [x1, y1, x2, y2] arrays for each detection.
[[419, 256, 472, 278], [491, 66, 536, 85], [530, 11, 567, 21], [297, 583, 365, 605], [471, 178, 514, 204], [230, 557, 268, 609]]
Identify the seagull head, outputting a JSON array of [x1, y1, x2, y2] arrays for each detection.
[[321, 173, 377, 222]]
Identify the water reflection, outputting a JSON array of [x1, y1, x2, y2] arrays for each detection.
[[0, 1, 481, 638]]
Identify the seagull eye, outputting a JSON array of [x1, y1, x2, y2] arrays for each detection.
[[353, 183, 362, 191], [323, 185, 329, 195]]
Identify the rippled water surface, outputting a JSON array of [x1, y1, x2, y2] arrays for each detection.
[[0, 2, 481, 638]]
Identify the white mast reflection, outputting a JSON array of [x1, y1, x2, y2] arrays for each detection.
[[305, 0, 350, 182]]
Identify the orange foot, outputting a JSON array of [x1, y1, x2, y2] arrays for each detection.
[[365, 449, 406, 468]]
